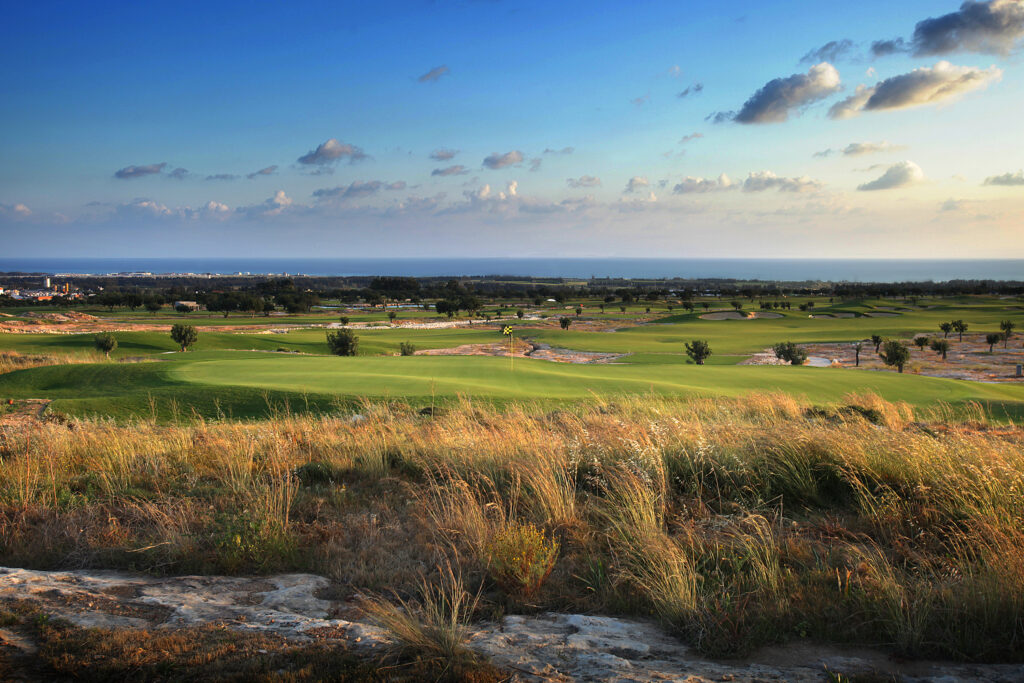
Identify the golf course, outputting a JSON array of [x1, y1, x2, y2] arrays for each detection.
[[3, 294, 1024, 421]]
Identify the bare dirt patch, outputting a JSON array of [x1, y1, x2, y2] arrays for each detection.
[[763, 335, 1024, 382]]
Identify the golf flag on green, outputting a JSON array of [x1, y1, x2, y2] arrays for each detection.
[[502, 326, 514, 370]]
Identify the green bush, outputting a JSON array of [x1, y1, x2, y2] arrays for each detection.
[[326, 329, 359, 356], [399, 341, 417, 356], [485, 522, 559, 600]]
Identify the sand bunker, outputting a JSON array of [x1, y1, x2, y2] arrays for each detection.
[[417, 340, 626, 364], [699, 311, 783, 320], [863, 312, 900, 318]]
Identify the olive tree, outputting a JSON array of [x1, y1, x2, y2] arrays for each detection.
[[930, 338, 949, 360], [986, 332, 1002, 352], [559, 316, 572, 330], [94, 333, 117, 358], [773, 341, 808, 366], [170, 324, 198, 352], [939, 322, 953, 338], [870, 334, 883, 352], [685, 340, 712, 365], [952, 319, 968, 342], [879, 340, 910, 373], [913, 336, 929, 351]]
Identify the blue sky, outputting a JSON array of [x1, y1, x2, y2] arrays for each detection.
[[2, 0, 1022, 257]]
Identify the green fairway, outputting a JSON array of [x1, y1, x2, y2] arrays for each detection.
[[3, 350, 1024, 421]]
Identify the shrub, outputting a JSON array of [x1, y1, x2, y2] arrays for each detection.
[[773, 341, 807, 365], [485, 521, 559, 600], [338, 315, 350, 325], [399, 341, 416, 356], [326, 329, 359, 356]]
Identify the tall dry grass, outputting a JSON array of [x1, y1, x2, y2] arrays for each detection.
[[1, 392, 1023, 659]]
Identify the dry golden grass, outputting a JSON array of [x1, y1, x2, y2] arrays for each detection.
[[1, 392, 1024, 660]]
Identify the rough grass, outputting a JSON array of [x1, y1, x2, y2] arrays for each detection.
[[1, 394, 1024, 661]]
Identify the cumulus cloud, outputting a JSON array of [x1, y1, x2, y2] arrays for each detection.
[[672, 174, 734, 194], [829, 62, 1001, 119], [857, 161, 925, 191], [742, 171, 822, 193], [567, 175, 602, 188], [297, 138, 367, 166], [800, 39, 855, 63], [202, 201, 230, 216], [241, 190, 295, 216], [983, 170, 1024, 185], [827, 85, 874, 119], [114, 163, 166, 179], [430, 148, 459, 161], [624, 176, 650, 193], [418, 65, 450, 83], [910, 0, 1024, 56], [432, 165, 468, 176], [482, 150, 524, 169], [247, 165, 277, 179], [677, 83, 704, 98], [726, 62, 841, 124], [543, 147, 574, 155], [205, 173, 238, 181]]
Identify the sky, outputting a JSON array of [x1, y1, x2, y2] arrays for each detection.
[[1, 0, 1023, 258]]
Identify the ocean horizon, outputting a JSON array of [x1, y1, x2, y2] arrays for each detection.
[[1, 258, 1022, 283]]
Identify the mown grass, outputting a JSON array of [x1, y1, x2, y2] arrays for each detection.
[[4, 350, 1024, 421], [2, 394, 1023, 661]]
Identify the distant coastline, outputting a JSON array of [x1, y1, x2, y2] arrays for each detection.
[[1, 258, 1022, 283]]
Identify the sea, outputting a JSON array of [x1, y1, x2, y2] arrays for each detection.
[[1, 258, 1022, 283]]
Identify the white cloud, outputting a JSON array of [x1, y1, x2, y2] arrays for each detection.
[[567, 175, 602, 188], [857, 161, 925, 191], [114, 163, 166, 179], [673, 174, 734, 194], [432, 165, 469, 176], [829, 61, 1001, 119], [482, 150, 524, 169], [983, 170, 1024, 186], [430, 148, 459, 161], [624, 176, 650, 193], [743, 171, 822, 193], [727, 62, 841, 124], [297, 138, 367, 165]]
